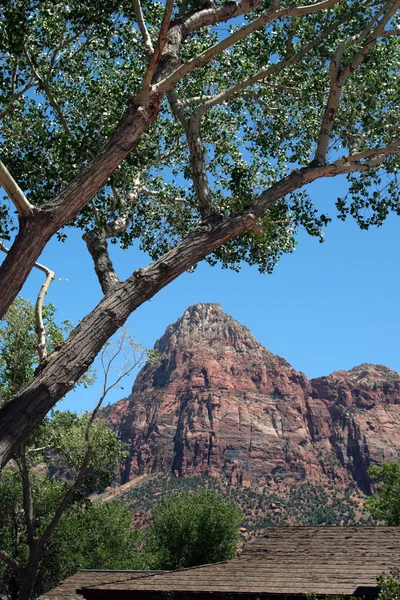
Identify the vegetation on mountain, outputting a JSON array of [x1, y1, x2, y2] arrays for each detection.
[[141, 489, 242, 569], [366, 461, 400, 525], [1, 0, 400, 466], [104, 472, 372, 535]]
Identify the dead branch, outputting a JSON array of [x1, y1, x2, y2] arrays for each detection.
[[0, 160, 33, 217]]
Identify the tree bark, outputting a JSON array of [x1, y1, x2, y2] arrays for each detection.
[[0, 98, 160, 319], [17, 546, 40, 600]]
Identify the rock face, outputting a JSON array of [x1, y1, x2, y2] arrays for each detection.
[[107, 304, 400, 494]]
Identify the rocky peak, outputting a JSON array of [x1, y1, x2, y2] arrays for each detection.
[[107, 305, 400, 495], [154, 303, 273, 357]]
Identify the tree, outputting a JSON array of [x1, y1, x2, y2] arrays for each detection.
[[0, 0, 399, 466], [0, 471, 141, 599], [142, 489, 243, 569], [366, 462, 400, 525], [0, 299, 148, 599], [0, 411, 129, 600]]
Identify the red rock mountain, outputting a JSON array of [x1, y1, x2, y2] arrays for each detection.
[[106, 304, 400, 495]]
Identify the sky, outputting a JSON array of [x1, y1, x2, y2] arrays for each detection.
[[13, 171, 400, 414]]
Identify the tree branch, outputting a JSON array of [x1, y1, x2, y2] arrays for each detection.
[[23, 46, 76, 140], [313, 0, 400, 165], [133, 0, 154, 58], [0, 80, 34, 120], [0, 242, 55, 362], [194, 16, 344, 119], [156, 0, 342, 93], [35, 268, 55, 363], [37, 447, 92, 551], [0, 160, 34, 217], [168, 89, 219, 220], [0, 549, 23, 577], [142, 0, 175, 90], [83, 227, 121, 295]]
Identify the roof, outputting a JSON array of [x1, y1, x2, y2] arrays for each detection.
[[40, 571, 164, 600], [78, 527, 400, 599]]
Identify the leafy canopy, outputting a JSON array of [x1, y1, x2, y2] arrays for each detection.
[[1, 1, 399, 273]]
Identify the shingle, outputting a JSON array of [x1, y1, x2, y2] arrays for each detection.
[[77, 527, 400, 598]]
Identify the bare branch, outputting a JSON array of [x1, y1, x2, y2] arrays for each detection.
[[0, 549, 23, 577], [35, 268, 55, 363], [0, 160, 34, 217], [0, 242, 56, 361], [156, 0, 342, 93], [133, 0, 154, 58], [142, 0, 175, 89]]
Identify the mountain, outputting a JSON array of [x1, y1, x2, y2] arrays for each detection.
[[105, 303, 400, 497]]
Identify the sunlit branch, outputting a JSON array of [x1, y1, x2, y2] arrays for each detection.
[[0, 160, 33, 217], [35, 268, 56, 363], [0, 242, 55, 361], [313, 0, 400, 165], [133, 0, 154, 58]]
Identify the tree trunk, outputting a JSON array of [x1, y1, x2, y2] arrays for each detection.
[[17, 547, 40, 600], [0, 98, 161, 319]]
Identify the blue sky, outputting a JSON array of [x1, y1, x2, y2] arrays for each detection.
[[14, 172, 400, 414]]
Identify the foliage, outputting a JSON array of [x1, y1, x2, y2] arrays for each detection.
[[113, 472, 370, 536], [142, 489, 243, 570], [0, 410, 128, 598], [1, 1, 399, 269], [367, 462, 400, 525], [377, 570, 400, 600], [0, 297, 72, 401], [0, 480, 140, 598]]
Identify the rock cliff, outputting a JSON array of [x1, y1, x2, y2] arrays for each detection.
[[106, 304, 400, 494]]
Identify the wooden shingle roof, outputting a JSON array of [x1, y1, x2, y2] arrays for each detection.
[[40, 571, 164, 600], [78, 527, 400, 599]]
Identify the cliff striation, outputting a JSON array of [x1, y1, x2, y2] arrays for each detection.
[[105, 304, 400, 494]]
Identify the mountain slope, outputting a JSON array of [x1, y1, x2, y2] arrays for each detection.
[[105, 304, 400, 495]]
